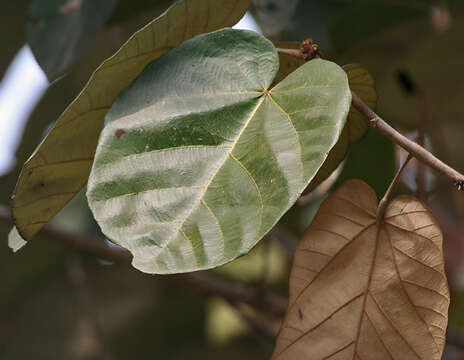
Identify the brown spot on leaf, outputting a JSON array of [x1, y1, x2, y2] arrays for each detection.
[[115, 129, 125, 139], [298, 308, 303, 319]]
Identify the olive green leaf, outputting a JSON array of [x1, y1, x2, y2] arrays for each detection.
[[12, 0, 251, 242], [86, 29, 351, 274], [27, 0, 117, 80], [343, 64, 376, 142]]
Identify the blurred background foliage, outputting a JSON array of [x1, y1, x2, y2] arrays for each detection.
[[1, 0, 464, 359]]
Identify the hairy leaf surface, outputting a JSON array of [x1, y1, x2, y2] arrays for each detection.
[[87, 29, 351, 274], [273, 179, 449, 360], [12, 0, 250, 242]]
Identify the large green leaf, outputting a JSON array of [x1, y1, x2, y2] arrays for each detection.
[[27, 0, 117, 80], [12, 0, 251, 242], [86, 29, 351, 274]]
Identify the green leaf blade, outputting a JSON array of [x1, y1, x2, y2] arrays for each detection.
[[87, 29, 351, 274], [270, 59, 352, 182], [12, 0, 251, 242]]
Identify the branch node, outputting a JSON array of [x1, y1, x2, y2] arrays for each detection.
[[455, 180, 464, 191], [368, 117, 379, 128], [351, 90, 464, 189], [300, 39, 321, 60]]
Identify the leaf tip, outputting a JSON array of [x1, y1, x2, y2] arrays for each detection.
[[8, 227, 27, 253]]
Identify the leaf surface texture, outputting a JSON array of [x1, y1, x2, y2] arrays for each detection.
[[86, 29, 352, 273], [272, 179, 449, 360], [304, 64, 376, 193], [12, 0, 251, 241]]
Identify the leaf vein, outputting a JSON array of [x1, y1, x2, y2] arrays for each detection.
[[368, 292, 423, 360], [384, 210, 429, 221], [53, 106, 110, 130], [299, 248, 332, 257], [13, 191, 82, 210], [275, 292, 364, 358], [200, 198, 226, 256], [318, 211, 368, 227], [93, 186, 204, 203], [159, 96, 267, 254], [268, 94, 304, 186], [320, 341, 354, 360], [352, 226, 382, 359], [270, 84, 342, 94], [294, 263, 319, 273], [401, 279, 449, 302], [27, 157, 94, 171], [386, 222, 441, 253], [391, 243, 446, 281], [365, 312, 394, 360], [332, 195, 376, 218], [229, 153, 264, 211], [288, 223, 376, 311], [415, 305, 447, 319], [386, 228, 440, 353]]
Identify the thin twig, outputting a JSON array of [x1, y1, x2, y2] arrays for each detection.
[[416, 93, 427, 200], [226, 299, 277, 342], [351, 92, 464, 190], [276, 47, 464, 190], [0, 207, 287, 317], [377, 154, 412, 223], [276, 48, 301, 58], [179, 272, 286, 317]]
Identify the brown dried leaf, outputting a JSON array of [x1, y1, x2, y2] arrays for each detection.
[[273, 179, 449, 360]]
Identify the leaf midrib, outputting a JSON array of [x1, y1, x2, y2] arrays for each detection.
[[281, 219, 444, 359], [156, 94, 267, 254], [351, 226, 381, 359], [275, 222, 377, 359], [154, 89, 309, 259]]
